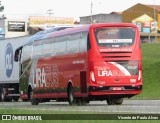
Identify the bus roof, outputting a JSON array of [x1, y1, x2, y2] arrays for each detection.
[[48, 24, 90, 38], [47, 23, 137, 38], [90, 23, 138, 29]]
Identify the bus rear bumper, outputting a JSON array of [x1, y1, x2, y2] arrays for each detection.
[[88, 85, 142, 96]]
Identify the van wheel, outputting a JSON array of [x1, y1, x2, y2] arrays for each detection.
[[5, 97, 12, 102], [0, 88, 5, 102], [13, 97, 19, 102], [30, 90, 39, 105], [68, 85, 76, 105]]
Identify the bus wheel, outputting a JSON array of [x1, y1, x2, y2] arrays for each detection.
[[107, 98, 123, 105], [106, 98, 114, 105], [30, 90, 39, 105], [113, 98, 123, 105], [80, 99, 90, 105], [68, 85, 76, 105]]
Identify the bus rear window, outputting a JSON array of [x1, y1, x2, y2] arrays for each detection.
[[95, 27, 135, 47]]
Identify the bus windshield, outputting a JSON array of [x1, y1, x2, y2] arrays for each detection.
[[95, 27, 136, 48]]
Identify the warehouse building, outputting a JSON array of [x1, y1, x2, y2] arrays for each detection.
[[122, 3, 160, 43], [80, 12, 122, 24]]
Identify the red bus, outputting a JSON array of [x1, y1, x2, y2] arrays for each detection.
[[15, 23, 142, 105]]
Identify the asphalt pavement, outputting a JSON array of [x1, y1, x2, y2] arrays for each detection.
[[0, 100, 160, 113]]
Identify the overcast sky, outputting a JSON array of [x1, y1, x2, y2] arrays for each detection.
[[1, 0, 159, 20]]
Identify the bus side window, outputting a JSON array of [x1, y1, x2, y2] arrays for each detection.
[[55, 35, 67, 55], [33, 40, 43, 57], [43, 38, 54, 57], [80, 31, 88, 52], [67, 33, 80, 54], [22, 44, 32, 61]]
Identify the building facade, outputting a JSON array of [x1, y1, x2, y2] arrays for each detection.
[[122, 3, 160, 42], [80, 13, 122, 24]]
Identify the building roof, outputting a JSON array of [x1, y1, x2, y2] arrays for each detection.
[[80, 13, 107, 18], [123, 3, 160, 12], [110, 12, 122, 15], [145, 4, 160, 12], [80, 12, 122, 18]]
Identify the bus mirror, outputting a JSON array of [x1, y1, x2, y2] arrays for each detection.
[[14, 50, 19, 62], [14, 46, 22, 62]]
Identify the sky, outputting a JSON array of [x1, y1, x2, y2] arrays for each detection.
[[1, 0, 159, 21]]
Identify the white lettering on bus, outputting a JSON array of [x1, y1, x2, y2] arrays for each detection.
[[98, 70, 113, 76], [41, 68, 46, 87], [34, 65, 59, 88], [100, 48, 132, 52], [34, 68, 46, 87], [35, 68, 41, 87], [73, 60, 84, 64]]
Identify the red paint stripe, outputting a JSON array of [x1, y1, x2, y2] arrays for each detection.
[[34, 93, 67, 99], [33, 92, 88, 99], [74, 92, 88, 97]]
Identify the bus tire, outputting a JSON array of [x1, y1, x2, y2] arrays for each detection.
[[107, 98, 123, 105], [68, 85, 76, 105], [113, 98, 123, 105], [30, 90, 39, 105], [106, 98, 114, 105], [80, 99, 90, 105]]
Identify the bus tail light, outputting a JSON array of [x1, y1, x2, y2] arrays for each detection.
[[138, 70, 142, 81], [90, 71, 96, 83], [127, 60, 138, 75]]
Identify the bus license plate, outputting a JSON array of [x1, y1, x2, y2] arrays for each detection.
[[112, 87, 122, 90]]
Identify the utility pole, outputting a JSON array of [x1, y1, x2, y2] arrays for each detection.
[[90, 2, 101, 24], [90, 2, 93, 24]]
